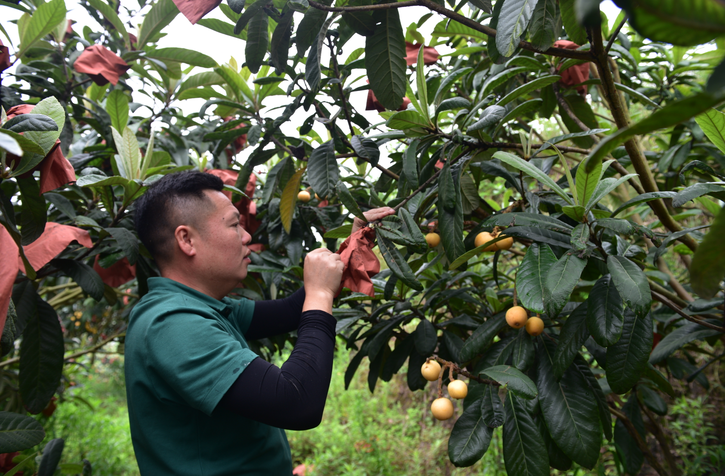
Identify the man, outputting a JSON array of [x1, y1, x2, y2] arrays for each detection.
[[125, 171, 389, 475]]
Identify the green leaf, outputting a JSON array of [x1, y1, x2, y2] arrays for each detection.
[[585, 174, 640, 213], [19, 297, 64, 414], [496, 0, 537, 57], [544, 252, 586, 317], [504, 226, 572, 249], [38, 438, 64, 476], [559, 95, 599, 148], [375, 233, 423, 291], [639, 386, 667, 416], [350, 135, 380, 165], [690, 205, 725, 298], [416, 45, 430, 123], [245, 10, 269, 74], [484, 213, 573, 232], [611, 191, 678, 217], [529, 0, 560, 52], [106, 227, 139, 266], [503, 393, 549, 476], [342, 10, 376, 36], [606, 255, 651, 317], [0, 411, 45, 453], [482, 67, 532, 97], [280, 168, 305, 234], [559, 0, 587, 44], [481, 383, 504, 427], [650, 320, 722, 364], [575, 156, 602, 209], [307, 141, 338, 199], [535, 412, 572, 471], [511, 329, 534, 371], [493, 99, 544, 138], [386, 110, 430, 130], [584, 92, 725, 173], [3, 114, 58, 133], [480, 365, 537, 399], [23, 97, 65, 156], [270, 8, 294, 75], [586, 274, 624, 347], [137, 0, 179, 49], [0, 130, 46, 157], [434, 67, 472, 106], [620, 0, 725, 46], [572, 354, 613, 440], [75, 174, 130, 188], [0, 132, 22, 156], [17, 0, 66, 58], [606, 310, 653, 394], [672, 182, 725, 208], [494, 151, 573, 205], [148, 47, 218, 68], [553, 301, 589, 379], [17, 177, 47, 246], [643, 363, 675, 397], [468, 105, 506, 131], [534, 129, 609, 157], [438, 164, 465, 264], [570, 224, 589, 251], [516, 243, 558, 314], [459, 313, 507, 362], [365, 9, 407, 110], [85, 0, 130, 48], [403, 139, 420, 188], [398, 208, 426, 247], [695, 108, 725, 154], [460, 173, 480, 215], [498, 75, 561, 107], [413, 319, 437, 356], [323, 224, 353, 239], [336, 181, 366, 221], [537, 339, 602, 469], [106, 90, 129, 132], [50, 259, 104, 301], [296, 0, 329, 56], [448, 402, 494, 467]]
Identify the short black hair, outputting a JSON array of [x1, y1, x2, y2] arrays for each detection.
[[134, 171, 224, 266]]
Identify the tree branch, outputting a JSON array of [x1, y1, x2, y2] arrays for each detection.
[[608, 405, 671, 476], [652, 291, 725, 333]]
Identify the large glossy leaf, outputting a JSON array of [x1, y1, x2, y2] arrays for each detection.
[[17, 0, 66, 58], [479, 365, 537, 399], [695, 108, 725, 154], [19, 297, 64, 414], [503, 393, 549, 476], [365, 9, 407, 110], [618, 0, 725, 46], [245, 10, 269, 74], [270, 8, 294, 75], [137, 0, 178, 49], [649, 320, 722, 364], [105, 227, 139, 265], [690, 206, 725, 298], [552, 302, 589, 379], [459, 313, 506, 362], [586, 174, 639, 213], [280, 168, 305, 234], [672, 182, 725, 207], [496, 0, 537, 56], [399, 208, 426, 247], [572, 354, 613, 441], [512, 329, 535, 371], [584, 92, 725, 172], [559, 0, 586, 44], [481, 383, 504, 427], [575, 156, 601, 209], [535, 413, 572, 471], [438, 163, 465, 263], [106, 90, 129, 133], [85, 0, 130, 48], [606, 255, 651, 317], [435, 67, 473, 106], [537, 339, 602, 469], [606, 310, 653, 394], [448, 402, 494, 467], [376, 233, 423, 291], [498, 75, 561, 106], [296, 0, 329, 56], [307, 141, 338, 199], [38, 438, 64, 476], [528, 0, 560, 52], [0, 131, 23, 156], [17, 177, 47, 246], [484, 213, 573, 232], [611, 191, 678, 217], [148, 47, 218, 68], [468, 105, 506, 131], [516, 243, 557, 314], [50, 259, 104, 301], [3, 114, 58, 134], [413, 319, 437, 356], [22, 97, 64, 157], [336, 181, 366, 221], [386, 111, 429, 130], [544, 252, 586, 317], [0, 411, 45, 453], [586, 274, 625, 347], [494, 151, 573, 205], [559, 95, 599, 148]]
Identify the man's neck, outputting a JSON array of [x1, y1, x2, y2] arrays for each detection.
[[161, 267, 230, 301]]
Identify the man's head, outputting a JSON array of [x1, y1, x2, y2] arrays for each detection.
[[134, 172, 252, 295]]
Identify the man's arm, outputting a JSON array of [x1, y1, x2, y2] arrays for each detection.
[[220, 248, 343, 429], [245, 287, 306, 340]]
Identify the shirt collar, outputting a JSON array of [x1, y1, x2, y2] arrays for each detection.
[[147, 277, 234, 317]]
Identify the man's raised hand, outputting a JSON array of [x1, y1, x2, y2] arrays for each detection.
[[302, 248, 344, 314]]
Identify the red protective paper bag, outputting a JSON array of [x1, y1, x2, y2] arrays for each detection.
[[206, 169, 261, 236], [73, 45, 130, 86], [94, 255, 136, 288], [405, 42, 439, 66], [336, 227, 380, 297], [0, 39, 11, 74], [173, 0, 222, 24], [554, 40, 589, 94]]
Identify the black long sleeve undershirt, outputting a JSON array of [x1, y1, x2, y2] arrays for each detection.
[[245, 287, 306, 340], [219, 306, 337, 430]]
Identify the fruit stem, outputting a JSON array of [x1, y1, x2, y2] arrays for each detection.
[[431, 355, 500, 387]]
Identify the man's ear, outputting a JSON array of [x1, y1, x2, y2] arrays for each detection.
[[174, 225, 197, 257]]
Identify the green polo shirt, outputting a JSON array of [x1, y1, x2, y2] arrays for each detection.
[[125, 277, 292, 475]]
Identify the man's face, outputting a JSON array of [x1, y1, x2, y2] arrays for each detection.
[[193, 190, 252, 287]]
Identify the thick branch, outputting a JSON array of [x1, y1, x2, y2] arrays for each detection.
[[308, 0, 592, 61], [652, 291, 725, 333], [589, 25, 698, 252]]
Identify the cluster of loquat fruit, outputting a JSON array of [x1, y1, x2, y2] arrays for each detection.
[[505, 306, 544, 336], [425, 229, 513, 252], [420, 360, 468, 421]]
